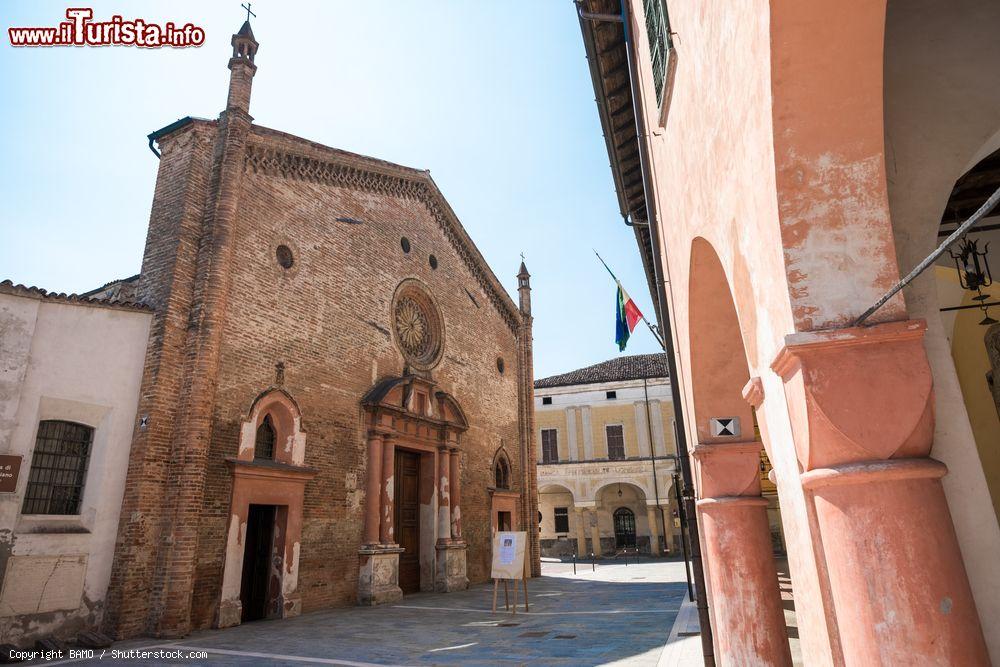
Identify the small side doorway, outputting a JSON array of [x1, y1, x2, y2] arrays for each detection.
[[613, 507, 636, 549], [394, 450, 421, 594], [240, 504, 276, 622], [497, 511, 512, 532]]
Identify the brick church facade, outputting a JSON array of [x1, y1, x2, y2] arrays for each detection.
[[99, 20, 539, 639]]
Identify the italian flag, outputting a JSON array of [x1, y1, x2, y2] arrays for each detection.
[[615, 281, 643, 351]]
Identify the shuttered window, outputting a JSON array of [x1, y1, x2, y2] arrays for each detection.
[[606, 424, 626, 461], [541, 429, 559, 463], [643, 0, 673, 106]]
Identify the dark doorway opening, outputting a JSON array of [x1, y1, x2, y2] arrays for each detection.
[[394, 449, 421, 594], [497, 510, 512, 532], [240, 504, 276, 622], [613, 507, 636, 549]]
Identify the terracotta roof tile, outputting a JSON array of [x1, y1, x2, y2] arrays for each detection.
[[534, 353, 669, 389], [0, 280, 152, 313]]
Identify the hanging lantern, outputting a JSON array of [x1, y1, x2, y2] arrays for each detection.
[[950, 237, 997, 325]]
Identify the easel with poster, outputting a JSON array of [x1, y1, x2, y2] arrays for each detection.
[[491, 531, 529, 614]]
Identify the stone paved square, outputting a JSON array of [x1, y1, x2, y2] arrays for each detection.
[[47, 561, 690, 667]]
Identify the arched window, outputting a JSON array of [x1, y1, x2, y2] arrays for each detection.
[[23, 420, 94, 515], [613, 507, 637, 548], [494, 454, 510, 489], [255, 414, 276, 460]]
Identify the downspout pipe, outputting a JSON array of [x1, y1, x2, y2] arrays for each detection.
[[614, 2, 716, 663]]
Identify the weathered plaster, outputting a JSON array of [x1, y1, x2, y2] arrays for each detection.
[[0, 292, 150, 646]]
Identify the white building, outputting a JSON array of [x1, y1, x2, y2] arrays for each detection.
[[0, 281, 150, 646]]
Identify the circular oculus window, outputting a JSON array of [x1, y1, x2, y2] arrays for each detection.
[[276, 245, 294, 269]]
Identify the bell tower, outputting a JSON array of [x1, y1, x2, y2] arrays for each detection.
[[517, 260, 531, 316], [227, 19, 258, 114]]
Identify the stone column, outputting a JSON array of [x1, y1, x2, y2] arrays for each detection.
[[587, 507, 602, 557], [364, 433, 383, 546], [379, 437, 396, 545], [694, 442, 792, 666], [573, 507, 587, 557], [435, 444, 467, 592], [772, 322, 989, 665], [437, 447, 451, 545], [449, 449, 462, 541], [646, 505, 661, 555]]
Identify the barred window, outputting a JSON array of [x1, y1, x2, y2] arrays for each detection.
[[606, 424, 626, 461], [541, 429, 559, 463], [255, 414, 276, 460], [643, 0, 673, 107], [22, 420, 93, 515], [554, 507, 570, 533]]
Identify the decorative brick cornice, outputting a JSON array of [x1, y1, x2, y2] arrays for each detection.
[[243, 141, 522, 333]]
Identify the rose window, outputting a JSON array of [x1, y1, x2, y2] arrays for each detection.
[[391, 281, 444, 369]]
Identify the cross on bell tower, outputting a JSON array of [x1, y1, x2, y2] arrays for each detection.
[[226, 5, 259, 115]]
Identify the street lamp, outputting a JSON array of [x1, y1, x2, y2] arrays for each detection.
[[950, 237, 997, 325]]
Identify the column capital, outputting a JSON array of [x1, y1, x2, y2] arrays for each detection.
[[691, 441, 762, 498], [769, 319, 933, 471]]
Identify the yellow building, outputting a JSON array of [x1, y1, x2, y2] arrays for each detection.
[[534, 354, 680, 558]]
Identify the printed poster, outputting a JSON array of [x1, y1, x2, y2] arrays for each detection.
[[491, 531, 526, 580]]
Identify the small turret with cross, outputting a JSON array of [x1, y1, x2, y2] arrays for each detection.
[[226, 3, 259, 114]]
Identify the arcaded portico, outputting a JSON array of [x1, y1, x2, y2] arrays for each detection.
[[578, 0, 1000, 664]]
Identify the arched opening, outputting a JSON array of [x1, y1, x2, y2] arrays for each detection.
[[686, 237, 793, 662], [494, 452, 511, 490], [254, 414, 276, 460], [883, 1, 1000, 653], [241, 389, 305, 466], [594, 481, 654, 555]]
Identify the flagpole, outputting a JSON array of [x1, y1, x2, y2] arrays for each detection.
[[594, 250, 665, 348]]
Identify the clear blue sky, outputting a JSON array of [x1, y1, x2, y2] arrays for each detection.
[[0, 1, 661, 379]]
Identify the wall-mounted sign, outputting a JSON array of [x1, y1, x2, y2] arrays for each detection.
[[0, 455, 22, 493], [710, 417, 740, 437]]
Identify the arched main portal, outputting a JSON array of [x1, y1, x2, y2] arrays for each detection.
[[357, 375, 469, 604], [687, 237, 793, 665]]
